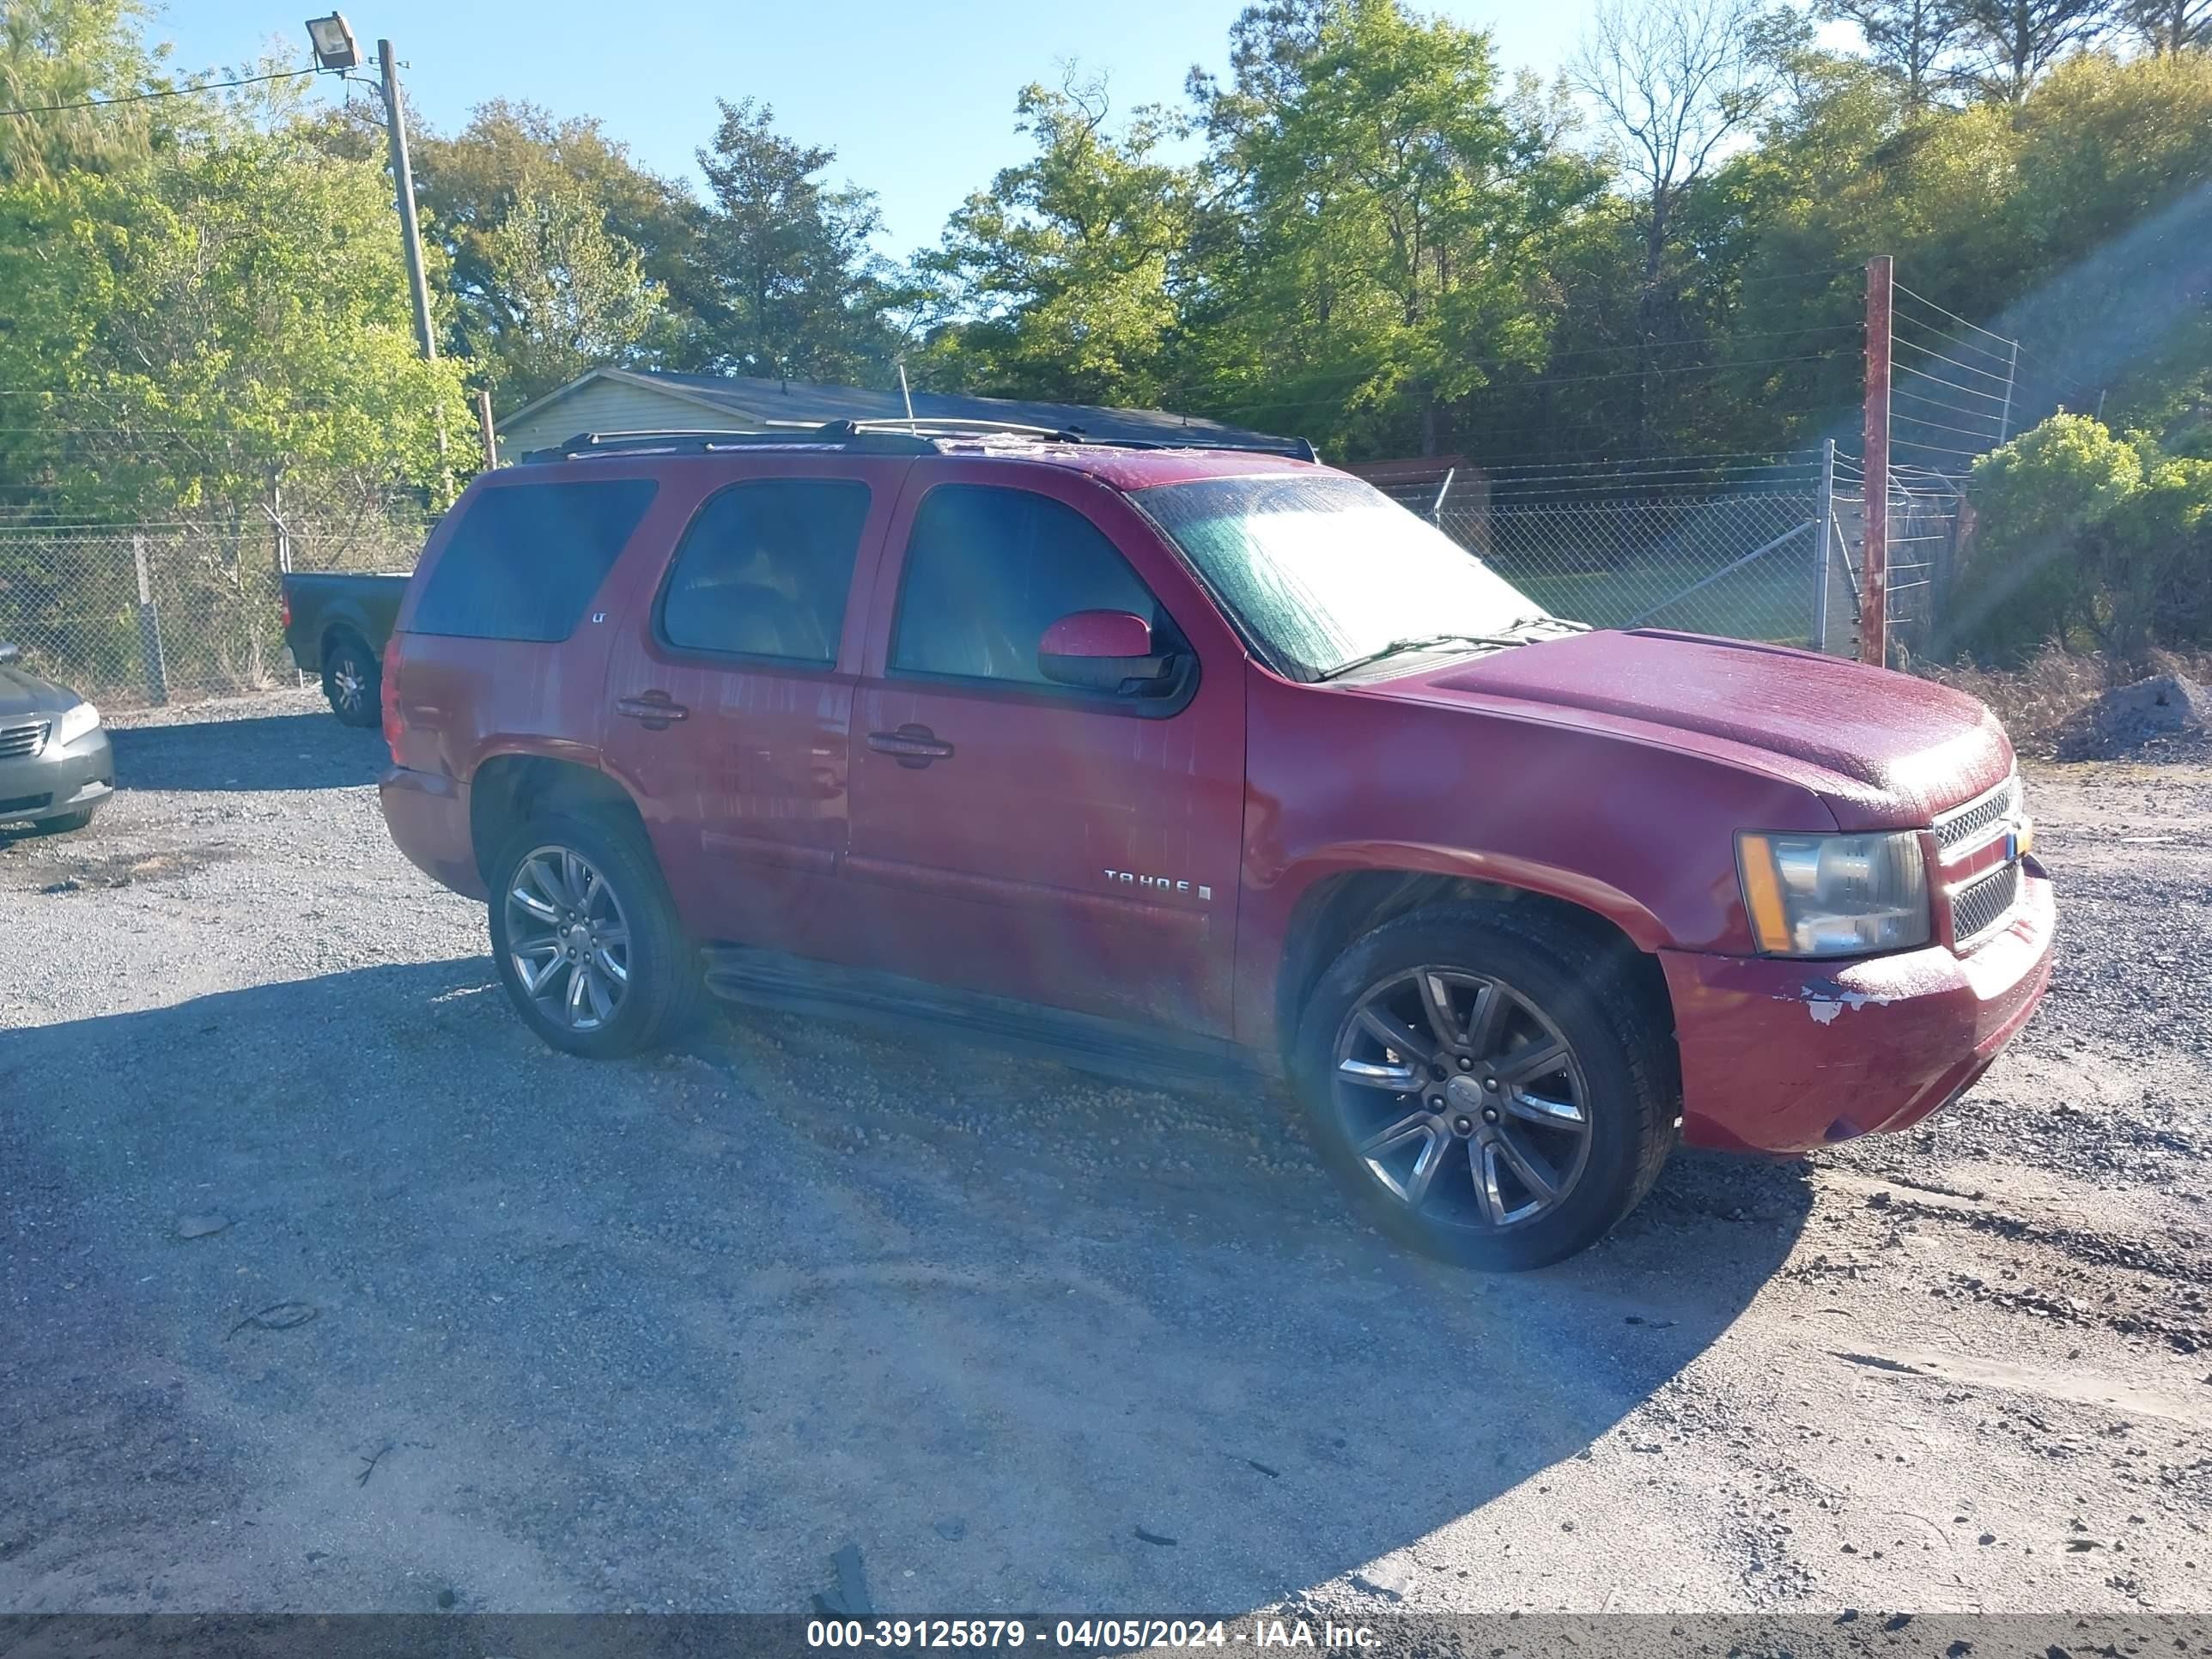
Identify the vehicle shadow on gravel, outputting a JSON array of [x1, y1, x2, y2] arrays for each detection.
[[108, 711, 386, 793], [0, 959, 1812, 1613]]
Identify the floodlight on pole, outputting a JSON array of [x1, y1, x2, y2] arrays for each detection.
[[304, 13, 360, 71]]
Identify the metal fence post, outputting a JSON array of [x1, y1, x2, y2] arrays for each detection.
[[131, 533, 168, 706], [1811, 439, 1835, 652], [1997, 338, 2019, 442], [1863, 255, 1893, 665]]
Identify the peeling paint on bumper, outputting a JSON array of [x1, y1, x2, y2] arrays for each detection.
[[1660, 859, 2055, 1155]]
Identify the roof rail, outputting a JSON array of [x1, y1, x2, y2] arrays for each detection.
[[518, 418, 1320, 466], [824, 416, 1319, 462], [520, 423, 936, 462], [761, 416, 1079, 440]]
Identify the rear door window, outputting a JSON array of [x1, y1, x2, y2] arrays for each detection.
[[889, 484, 1162, 685], [410, 478, 658, 641], [656, 479, 871, 665]]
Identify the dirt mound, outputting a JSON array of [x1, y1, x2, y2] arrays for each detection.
[[2055, 672, 2212, 761]]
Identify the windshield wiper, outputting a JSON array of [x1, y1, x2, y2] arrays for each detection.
[[1319, 632, 1526, 681]]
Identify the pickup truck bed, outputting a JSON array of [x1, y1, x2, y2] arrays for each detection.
[[282, 570, 410, 726]]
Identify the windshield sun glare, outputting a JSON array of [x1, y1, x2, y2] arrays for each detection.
[[1136, 473, 1556, 680]]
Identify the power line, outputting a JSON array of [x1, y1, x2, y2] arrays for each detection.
[[0, 66, 314, 119]]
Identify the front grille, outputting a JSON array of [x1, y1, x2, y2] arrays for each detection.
[[0, 792, 52, 815], [1934, 774, 2020, 854], [1952, 859, 2022, 945], [0, 720, 49, 759]]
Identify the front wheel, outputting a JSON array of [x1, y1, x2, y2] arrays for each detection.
[[1291, 904, 1676, 1270], [486, 811, 707, 1059], [321, 632, 381, 727]]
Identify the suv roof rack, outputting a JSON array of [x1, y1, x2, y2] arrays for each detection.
[[519, 422, 938, 463], [520, 418, 1320, 465]]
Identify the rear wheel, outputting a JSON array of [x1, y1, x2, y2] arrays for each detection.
[[487, 811, 706, 1059], [320, 632, 380, 727], [1291, 904, 1675, 1269]]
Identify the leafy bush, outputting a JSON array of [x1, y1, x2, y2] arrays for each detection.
[[1953, 415, 2212, 664]]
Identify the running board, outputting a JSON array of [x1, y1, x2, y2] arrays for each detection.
[[698, 945, 1257, 1091]]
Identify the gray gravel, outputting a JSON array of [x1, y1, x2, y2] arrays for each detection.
[[2, 690, 2207, 1614]]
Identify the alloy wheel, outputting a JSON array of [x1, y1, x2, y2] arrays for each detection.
[[331, 661, 365, 714], [1330, 968, 1592, 1231], [503, 845, 632, 1032]]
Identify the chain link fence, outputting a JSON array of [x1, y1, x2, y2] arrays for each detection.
[[1372, 453, 1837, 647], [0, 512, 429, 707], [1367, 444, 1969, 660], [1, 440, 1975, 705]]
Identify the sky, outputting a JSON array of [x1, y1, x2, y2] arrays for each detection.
[[146, 0, 1597, 253]]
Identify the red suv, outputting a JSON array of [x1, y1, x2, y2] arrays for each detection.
[[378, 421, 2053, 1268]]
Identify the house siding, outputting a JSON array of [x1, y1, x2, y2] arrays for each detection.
[[498, 381, 761, 461]]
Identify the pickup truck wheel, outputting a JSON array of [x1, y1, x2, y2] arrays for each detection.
[[1291, 905, 1674, 1270], [487, 811, 706, 1060], [320, 632, 381, 727]]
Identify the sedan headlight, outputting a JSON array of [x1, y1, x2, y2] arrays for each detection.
[[52, 700, 101, 747], [1736, 830, 1929, 957]]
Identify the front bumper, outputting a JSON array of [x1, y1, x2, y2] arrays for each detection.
[[1660, 857, 2055, 1154], [0, 728, 114, 827], [380, 763, 486, 899]]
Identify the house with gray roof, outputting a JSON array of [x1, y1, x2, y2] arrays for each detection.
[[492, 367, 1288, 460]]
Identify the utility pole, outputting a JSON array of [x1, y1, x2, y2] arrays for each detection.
[[378, 39, 436, 364], [476, 388, 499, 469], [1862, 255, 1893, 667]]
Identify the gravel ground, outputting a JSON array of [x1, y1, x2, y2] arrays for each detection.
[[1, 690, 2207, 1616]]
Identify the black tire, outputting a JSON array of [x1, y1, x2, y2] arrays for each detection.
[[1291, 902, 1676, 1270], [486, 809, 708, 1060], [321, 631, 381, 727]]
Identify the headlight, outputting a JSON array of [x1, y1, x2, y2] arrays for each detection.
[[52, 700, 100, 747], [1736, 830, 1929, 957]]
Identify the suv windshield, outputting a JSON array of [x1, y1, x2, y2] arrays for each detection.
[[1135, 471, 1563, 681]]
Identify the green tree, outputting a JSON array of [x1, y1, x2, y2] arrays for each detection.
[[918, 76, 1195, 407], [1958, 0, 2119, 101], [1188, 0, 1599, 454], [1814, 0, 1974, 108], [694, 97, 901, 384], [2118, 0, 2209, 52], [1567, 0, 1785, 441], [0, 129, 464, 523], [0, 0, 166, 182], [305, 97, 708, 371], [475, 185, 664, 405], [1961, 414, 2212, 659]]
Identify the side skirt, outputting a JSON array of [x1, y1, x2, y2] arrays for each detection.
[[699, 944, 1261, 1091]]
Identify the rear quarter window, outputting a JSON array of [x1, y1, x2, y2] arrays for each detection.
[[410, 478, 659, 642]]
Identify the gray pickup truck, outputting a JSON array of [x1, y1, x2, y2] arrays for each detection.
[[282, 570, 410, 726]]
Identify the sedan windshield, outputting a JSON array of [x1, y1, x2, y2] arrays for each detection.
[[1134, 471, 1567, 681]]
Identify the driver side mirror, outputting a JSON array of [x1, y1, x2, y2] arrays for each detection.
[[1037, 611, 1174, 692], [0, 642, 18, 664]]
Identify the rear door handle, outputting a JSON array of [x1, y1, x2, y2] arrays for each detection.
[[866, 725, 954, 768], [616, 692, 689, 728]]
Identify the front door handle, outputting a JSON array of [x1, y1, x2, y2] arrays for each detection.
[[616, 692, 689, 729], [866, 725, 954, 768]]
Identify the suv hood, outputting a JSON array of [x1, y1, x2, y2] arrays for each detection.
[[1414, 629, 2012, 827]]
